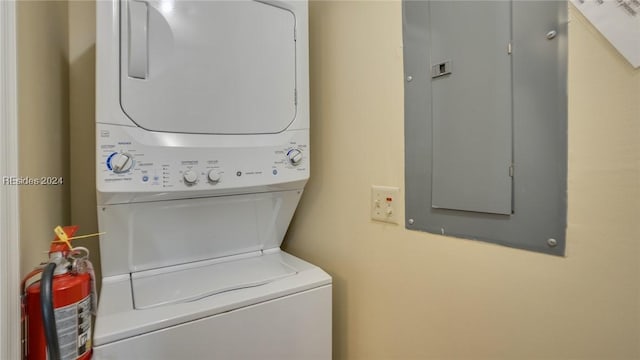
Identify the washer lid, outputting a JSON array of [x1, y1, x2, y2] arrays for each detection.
[[120, 0, 297, 134], [131, 253, 298, 309]]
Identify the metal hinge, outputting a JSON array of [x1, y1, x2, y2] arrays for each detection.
[[509, 164, 514, 177], [508, 42, 512, 55]]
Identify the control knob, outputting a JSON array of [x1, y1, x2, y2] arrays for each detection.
[[111, 153, 133, 173], [287, 149, 303, 166], [207, 170, 221, 184], [183, 170, 198, 185]]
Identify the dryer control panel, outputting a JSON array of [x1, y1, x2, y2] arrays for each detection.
[[97, 124, 309, 195]]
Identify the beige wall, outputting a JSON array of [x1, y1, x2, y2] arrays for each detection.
[[17, 0, 100, 281], [17, 0, 70, 277], [17, 1, 640, 357], [284, 2, 640, 359], [68, 0, 100, 289]]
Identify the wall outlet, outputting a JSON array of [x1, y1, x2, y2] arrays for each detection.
[[371, 185, 400, 224]]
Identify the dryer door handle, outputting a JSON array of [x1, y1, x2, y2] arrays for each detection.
[[128, 0, 148, 79]]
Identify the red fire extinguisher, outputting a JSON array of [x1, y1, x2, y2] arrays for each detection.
[[21, 226, 98, 360]]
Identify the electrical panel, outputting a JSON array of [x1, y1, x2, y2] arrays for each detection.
[[403, 1, 567, 255]]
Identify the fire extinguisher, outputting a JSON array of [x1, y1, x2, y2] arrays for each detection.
[[21, 226, 98, 360]]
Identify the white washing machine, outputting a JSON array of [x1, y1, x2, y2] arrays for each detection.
[[93, 1, 331, 358]]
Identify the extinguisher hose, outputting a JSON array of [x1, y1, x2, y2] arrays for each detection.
[[40, 262, 61, 360]]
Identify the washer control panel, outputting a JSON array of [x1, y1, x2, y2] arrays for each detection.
[[97, 124, 308, 193]]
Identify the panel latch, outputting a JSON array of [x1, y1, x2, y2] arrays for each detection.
[[431, 61, 452, 78]]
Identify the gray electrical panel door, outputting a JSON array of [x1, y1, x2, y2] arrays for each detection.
[[430, 1, 513, 215], [403, 0, 567, 256]]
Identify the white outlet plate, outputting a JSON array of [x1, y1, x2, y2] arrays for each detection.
[[371, 185, 400, 224]]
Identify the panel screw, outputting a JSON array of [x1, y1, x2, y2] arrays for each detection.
[[406, 75, 413, 82], [546, 30, 557, 40], [547, 238, 558, 247], [408, 218, 414, 225]]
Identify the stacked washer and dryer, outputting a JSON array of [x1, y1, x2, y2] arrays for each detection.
[[93, 0, 331, 358]]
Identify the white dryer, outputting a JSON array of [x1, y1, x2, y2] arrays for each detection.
[[93, 1, 331, 358]]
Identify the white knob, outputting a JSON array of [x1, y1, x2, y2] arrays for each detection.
[[207, 170, 221, 184], [183, 170, 198, 185], [287, 149, 303, 166], [112, 153, 133, 173]]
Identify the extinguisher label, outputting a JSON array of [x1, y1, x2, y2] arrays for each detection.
[[54, 295, 91, 360]]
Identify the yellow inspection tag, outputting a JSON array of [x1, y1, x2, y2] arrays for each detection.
[[54, 225, 73, 250], [54, 226, 68, 241]]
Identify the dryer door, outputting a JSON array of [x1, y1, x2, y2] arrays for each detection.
[[120, 0, 297, 134]]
